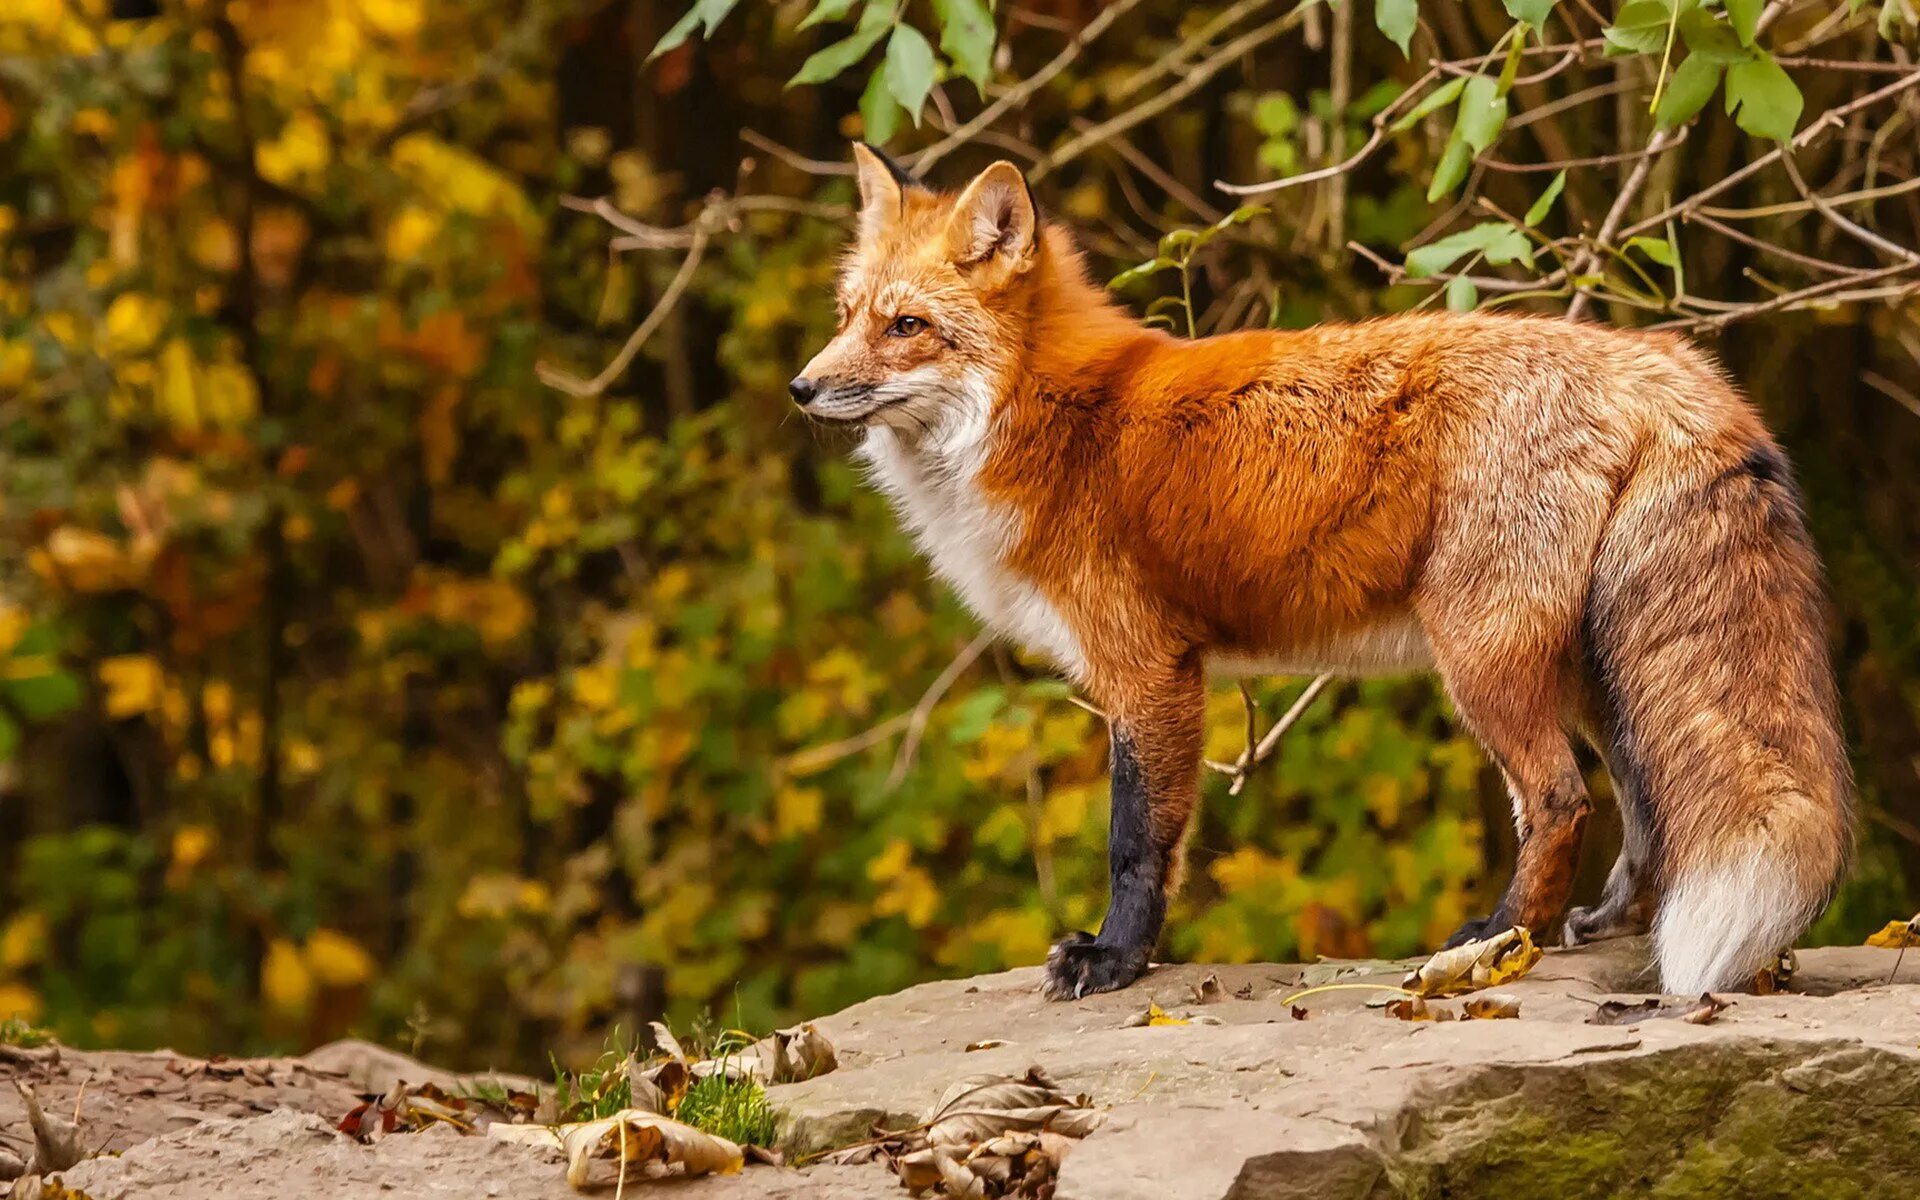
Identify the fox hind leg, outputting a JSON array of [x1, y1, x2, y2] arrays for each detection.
[[1421, 618, 1596, 946], [1564, 743, 1657, 944]]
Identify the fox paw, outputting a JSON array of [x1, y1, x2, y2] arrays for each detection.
[[1041, 932, 1149, 1000], [1442, 914, 1503, 949], [1563, 903, 1648, 946]]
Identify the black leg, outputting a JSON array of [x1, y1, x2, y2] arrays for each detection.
[[1042, 728, 1164, 999]]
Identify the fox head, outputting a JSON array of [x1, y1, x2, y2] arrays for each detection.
[[790, 144, 1042, 434]]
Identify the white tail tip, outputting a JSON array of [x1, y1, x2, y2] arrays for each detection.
[[1654, 852, 1816, 993]]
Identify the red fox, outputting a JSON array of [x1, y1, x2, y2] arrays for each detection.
[[793, 143, 1854, 1000]]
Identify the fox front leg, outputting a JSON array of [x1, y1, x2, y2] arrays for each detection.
[[1043, 659, 1202, 1000]]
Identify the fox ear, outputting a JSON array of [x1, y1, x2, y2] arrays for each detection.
[[945, 161, 1037, 278], [851, 142, 910, 242]]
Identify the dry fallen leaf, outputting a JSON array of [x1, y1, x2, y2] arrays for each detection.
[[693, 1022, 837, 1084], [1461, 993, 1520, 1020], [1390, 990, 1436, 1021], [1865, 916, 1920, 949], [1190, 974, 1225, 1004], [14, 1080, 85, 1173], [1119, 1000, 1192, 1028], [877, 1067, 1102, 1197], [965, 1040, 1009, 1053], [1403, 927, 1541, 998], [488, 1109, 743, 1188], [1585, 993, 1731, 1027], [923, 1067, 1104, 1147]]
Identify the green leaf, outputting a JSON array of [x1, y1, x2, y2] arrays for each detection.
[[1725, 0, 1761, 44], [861, 62, 903, 145], [0, 711, 16, 762], [931, 0, 995, 90], [649, 0, 742, 61], [799, 0, 859, 31], [1404, 221, 1533, 278], [1603, 0, 1675, 55], [6, 668, 81, 721], [883, 25, 937, 123], [1108, 260, 1168, 290], [1655, 54, 1723, 128], [1254, 93, 1300, 136], [1455, 74, 1508, 153], [1215, 204, 1268, 231], [1425, 138, 1473, 202], [1390, 76, 1464, 132], [1626, 235, 1678, 267], [1446, 275, 1479, 311], [1158, 228, 1200, 259], [1502, 0, 1557, 27], [789, 6, 891, 86], [1524, 169, 1566, 225], [1676, 8, 1748, 62], [1376, 0, 1418, 56], [1725, 54, 1802, 142]]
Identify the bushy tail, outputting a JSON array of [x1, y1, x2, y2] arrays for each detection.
[[1586, 434, 1853, 994]]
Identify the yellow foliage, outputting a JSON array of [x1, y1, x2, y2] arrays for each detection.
[[775, 785, 824, 838], [386, 204, 442, 263], [0, 912, 47, 971], [256, 110, 331, 189], [169, 825, 216, 879], [306, 929, 376, 988], [0, 340, 28, 392], [34, 526, 144, 592], [0, 983, 41, 1024], [103, 293, 168, 356], [573, 662, 619, 712], [422, 573, 532, 647], [99, 653, 164, 718], [390, 134, 536, 229], [261, 938, 314, 1016], [866, 838, 913, 884], [1039, 782, 1093, 842], [156, 338, 203, 433], [1210, 846, 1297, 895], [202, 359, 261, 428], [875, 865, 940, 928], [0, 604, 28, 656], [356, 0, 424, 39]]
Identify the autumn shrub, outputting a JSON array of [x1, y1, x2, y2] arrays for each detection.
[[0, 0, 1914, 1073]]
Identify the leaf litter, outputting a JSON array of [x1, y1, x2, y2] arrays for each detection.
[[1585, 994, 1732, 1026], [824, 1065, 1105, 1198], [331, 1022, 839, 1189]]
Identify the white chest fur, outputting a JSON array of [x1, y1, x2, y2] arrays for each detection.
[[857, 418, 1086, 680]]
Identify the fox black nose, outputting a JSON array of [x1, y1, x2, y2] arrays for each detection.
[[788, 376, 818, 406]]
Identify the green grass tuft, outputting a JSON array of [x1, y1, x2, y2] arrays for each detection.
[[0, 1016, 52, 1048], [676, 1071, 775, 1147]]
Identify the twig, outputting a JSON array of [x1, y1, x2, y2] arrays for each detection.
[[1624, 68, 1920, 241], [1565, 127, 1681, 320], [913, 0, 1149, 173], [886, 632, 993, 789], [1203, 673, 1333, 794], [740, 129, 853, 177], [1033, 6, 1308, 181], [1779, 149, 1920, 266], [1220, 127, 1386, 197], [536, 212, 716, 397]]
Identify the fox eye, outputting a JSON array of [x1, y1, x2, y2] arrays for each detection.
[[887, 315, 928, 338]]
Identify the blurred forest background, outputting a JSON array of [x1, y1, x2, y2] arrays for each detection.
[[1, 0, 1917, 1073]]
